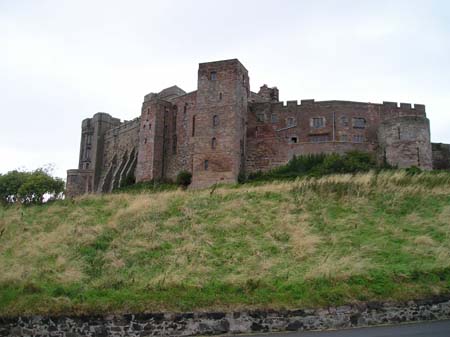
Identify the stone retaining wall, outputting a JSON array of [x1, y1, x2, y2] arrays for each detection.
[[1, 296, 450, 337]]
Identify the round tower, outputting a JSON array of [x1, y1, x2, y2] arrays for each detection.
[[377, 115, 432, 170]]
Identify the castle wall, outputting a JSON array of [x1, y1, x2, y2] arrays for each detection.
[[432, 143, 450, 170], [162, 92, 197, 181], [246, 100, 380, 172], [98, 118, 140, 192], [377, 116, 432, 170], [66, 169, 94, 198]]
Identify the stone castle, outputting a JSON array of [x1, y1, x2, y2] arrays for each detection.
[[66, 58, 449, 197]]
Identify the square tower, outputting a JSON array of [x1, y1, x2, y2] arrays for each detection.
[[190, 59, 249, 188]]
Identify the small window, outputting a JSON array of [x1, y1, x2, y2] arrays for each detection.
[[210, 71, 217, 80], [144, 137, 147, 144], [353, 135, 364, 143], [271, 114, 278, 123], [340, 134, 348, 142], [287, 117, 296, 127], [290, 136, 298, 144], [256, 112, 265, 122], [211, 137, 217, 149], [86, 134, 92, 145], [219, 92, 223, 100], [192, 115, 196, 137], [310, 134, 329, 143], [341, 116, 348, 126], [183, 103, 188, 114], [85, 163, 89, 169], [213, 115, 219, 127], [353, 117, 366, 129], [312, 117, 325, 128], [204, 160, 209, 170], [149, 123, 152, 130]]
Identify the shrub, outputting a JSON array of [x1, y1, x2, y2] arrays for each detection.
[[176, 171, 192, 188], [243, 151, 378, 183]]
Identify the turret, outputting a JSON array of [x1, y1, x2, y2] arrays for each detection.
[[378, 104, 432, 170]]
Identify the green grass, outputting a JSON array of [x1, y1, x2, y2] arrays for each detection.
[[1, 170, 450, 316]]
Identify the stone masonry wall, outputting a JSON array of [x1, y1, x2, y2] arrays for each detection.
[[190, 59, 249, 188], [162, 92, 197, 181], [97, 118, 140, 192], [2, 296, 450, 337], [245, 100, 397, 173], [432, 143, 450, 170], [378, 116, 432, 170]]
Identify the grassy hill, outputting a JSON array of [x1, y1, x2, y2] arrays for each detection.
[[1, 171, 450, 316]]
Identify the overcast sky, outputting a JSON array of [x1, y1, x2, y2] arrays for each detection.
[[1, 0, 449, 179]]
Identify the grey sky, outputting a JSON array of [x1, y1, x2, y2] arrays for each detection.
[[1, 0, 449, 179]]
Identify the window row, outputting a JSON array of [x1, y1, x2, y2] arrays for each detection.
[[255, 114, 366, 129], [308, 134, 365, 143]]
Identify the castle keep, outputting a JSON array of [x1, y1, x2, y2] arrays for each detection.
[[67, 58, 438, 197]]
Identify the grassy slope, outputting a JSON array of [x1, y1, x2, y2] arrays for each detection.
[[1, 171, 450, 316]]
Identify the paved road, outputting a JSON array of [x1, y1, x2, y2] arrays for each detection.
[[240, 320, 450, 337]]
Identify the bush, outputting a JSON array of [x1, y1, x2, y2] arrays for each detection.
[[176, 171, 192, 188], [244, 151, 378, 183]]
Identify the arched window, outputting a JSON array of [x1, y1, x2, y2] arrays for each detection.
[[211, 137, 217, 149], [213, 115, 219, 127]]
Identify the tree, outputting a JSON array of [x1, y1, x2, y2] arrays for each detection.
[[0, 170, 30, 204], [0, 168, 64, 205]]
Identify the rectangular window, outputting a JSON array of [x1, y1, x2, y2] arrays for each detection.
[[340, 134, 348, 142], [353, 135, 364, 143], [256, 112, 265, 122], [310, 134, 329, 143], [312, 117, 325, 128], [192, 115, 196, 137], [353, 117, 366, 129], [290, 136, 298, 144], [204, 160, 209, 170], [210, 71, 217, 80], [271, 113, 278, 123], [287, 117, 296, 127]]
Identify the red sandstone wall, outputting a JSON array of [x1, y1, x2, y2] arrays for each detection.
[[190, 59, 249, 188], [163, 92, 197, 181]]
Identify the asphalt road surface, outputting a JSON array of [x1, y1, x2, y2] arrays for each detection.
[[239, 320, 450, 337]]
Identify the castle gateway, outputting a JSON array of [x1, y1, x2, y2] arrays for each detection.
[[67, 58, 441, 197]]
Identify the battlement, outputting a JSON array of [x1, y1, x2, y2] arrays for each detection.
[[382, 101, 425, 111], [104, 117, 141, 139]]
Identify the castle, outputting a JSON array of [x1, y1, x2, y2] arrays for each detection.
[[66, 58, 448, 197]]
